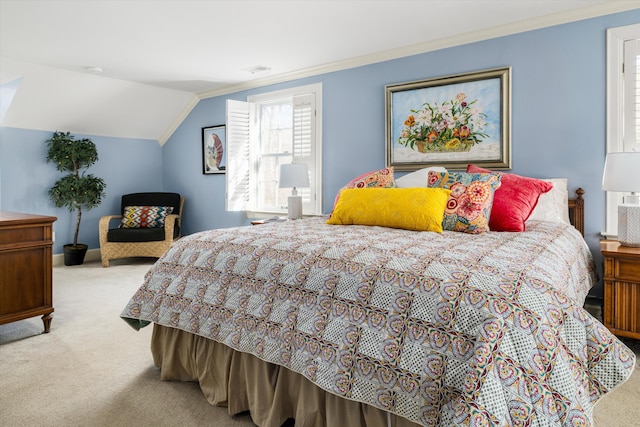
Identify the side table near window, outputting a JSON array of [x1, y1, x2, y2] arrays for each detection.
[[0, 211, 57, 333], [601, 240, 640, 339], [250, 216, 287, 226]]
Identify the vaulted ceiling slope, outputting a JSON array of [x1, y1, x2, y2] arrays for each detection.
[[1, 1, 637, 144]]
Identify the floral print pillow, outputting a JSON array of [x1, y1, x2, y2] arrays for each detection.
[[427, 171, 501, 234], [343, 166, 396, 190], [332, 166, 396, 212]]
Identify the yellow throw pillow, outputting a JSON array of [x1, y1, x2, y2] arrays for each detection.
[[326, 187, 451, 232]]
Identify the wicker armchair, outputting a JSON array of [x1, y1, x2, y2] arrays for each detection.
[[99, 192, 184, 267]]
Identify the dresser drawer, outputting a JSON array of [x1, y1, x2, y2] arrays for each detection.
[[0, 225, 47, 246], [601, 241, 640, 339], [616, 258, 640, 282]]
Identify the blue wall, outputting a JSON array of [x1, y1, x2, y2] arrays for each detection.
[[165, 10, 640, 237], [1, 9, 638, 298], [0, 127, 163, 253], [162, 9, 640, 298]]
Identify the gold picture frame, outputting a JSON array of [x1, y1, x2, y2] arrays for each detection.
[[385, 67, 511, 171]]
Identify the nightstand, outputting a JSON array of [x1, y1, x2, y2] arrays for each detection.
[[601, 241, 640, 339], [250, 216, 287, 225]]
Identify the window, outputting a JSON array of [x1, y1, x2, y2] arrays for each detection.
[[605, 24, 640, 236], [226, 83, 322, 216]]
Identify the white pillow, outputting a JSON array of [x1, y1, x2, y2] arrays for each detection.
[[527, 178, 571, 225], [395, 166, 447, 188]]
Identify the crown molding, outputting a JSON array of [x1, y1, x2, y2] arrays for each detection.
[[197, 2, 640, 100], [158, 94, 200, 146]]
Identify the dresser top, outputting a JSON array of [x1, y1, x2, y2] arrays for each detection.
[[0, 211, 57, 225], [601, 240, 640, 256]]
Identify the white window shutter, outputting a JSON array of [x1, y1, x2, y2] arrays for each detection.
[[623, 39, 640, 152], [231, 83, 322, 217], [293, 94, 314, 159], [292, 94, 316, 213], [605, 26, 640, 237], [226, 99, 251, 211]]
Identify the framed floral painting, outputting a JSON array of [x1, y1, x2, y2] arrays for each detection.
[[385, 67, 511, 171], [202, 124, 226, 174]]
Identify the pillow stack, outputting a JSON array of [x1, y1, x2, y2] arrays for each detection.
[[328, 164, 561, 233]]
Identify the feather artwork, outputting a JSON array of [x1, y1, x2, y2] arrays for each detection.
[[212, 133, 223, 169], [205, 133, 224, 172]]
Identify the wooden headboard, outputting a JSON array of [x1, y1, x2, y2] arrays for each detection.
[[568, 188, 585, 236]]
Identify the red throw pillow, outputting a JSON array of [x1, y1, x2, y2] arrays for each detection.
[[466, 164, 553, 232]]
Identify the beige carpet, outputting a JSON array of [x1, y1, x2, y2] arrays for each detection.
[[0, 259, 638, 427], [0, 259, 255, 427]]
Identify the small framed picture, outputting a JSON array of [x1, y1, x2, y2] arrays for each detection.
[[202, 125, 226, 174]]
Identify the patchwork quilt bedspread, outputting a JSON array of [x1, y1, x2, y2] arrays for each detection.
[[121, 217, 636, 427]]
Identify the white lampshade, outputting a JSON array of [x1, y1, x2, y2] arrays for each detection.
[[602, 152, 640, 193], [279, 163, 310, 190], [279, 163, 309, 220], [603, 152, 640, 247]]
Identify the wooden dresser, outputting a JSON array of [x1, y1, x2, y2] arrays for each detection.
[[601, 240, 640, 339], [0, 211, 57, 333]]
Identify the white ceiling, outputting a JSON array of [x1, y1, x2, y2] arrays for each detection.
[[1, 0, 638, 142]]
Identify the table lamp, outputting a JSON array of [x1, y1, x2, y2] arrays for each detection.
[[279, 163, 310, 220], [602, 152, 640, 247]]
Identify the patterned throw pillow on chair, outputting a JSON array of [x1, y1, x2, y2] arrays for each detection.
[[120, 206, 174, 228]]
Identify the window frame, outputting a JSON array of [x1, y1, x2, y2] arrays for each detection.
[[226, 83, 323, 218], [605, 23, 640, 237]]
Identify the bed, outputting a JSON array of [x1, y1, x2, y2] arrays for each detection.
[[121, 170, 636, 427]]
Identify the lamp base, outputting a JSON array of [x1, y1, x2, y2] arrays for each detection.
[[624, 193, 640, 205], [287, 195, 303, 220], [618, 204, 640, 247]]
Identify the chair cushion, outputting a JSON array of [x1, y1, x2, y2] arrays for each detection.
[[114, 192, 182, 241], [107, 227, 168, 243], [121, 192, 181, 215], [108, 193, 181, 242]]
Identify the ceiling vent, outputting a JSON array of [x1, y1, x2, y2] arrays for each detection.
[[245, 65, 271, 76]]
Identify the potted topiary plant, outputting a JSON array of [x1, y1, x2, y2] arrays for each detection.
[[45, 131, 107, 266]]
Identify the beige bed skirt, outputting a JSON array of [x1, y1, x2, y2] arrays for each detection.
[[151, 324, 422, 427]]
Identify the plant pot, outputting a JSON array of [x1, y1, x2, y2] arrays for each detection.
[[63, 244, 88, 266], [416, 140, 428, 153], [415, 139, 473, 153]]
